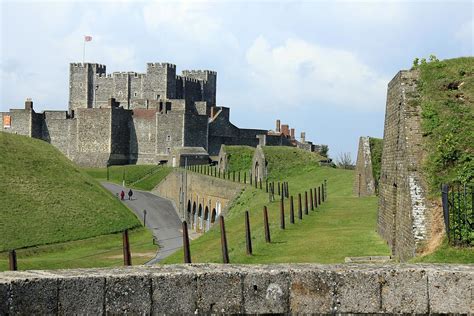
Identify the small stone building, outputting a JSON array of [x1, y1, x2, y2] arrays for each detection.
[[251, 146, 267, 181]]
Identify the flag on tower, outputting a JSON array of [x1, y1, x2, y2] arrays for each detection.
[[84, 35, 92, 42]]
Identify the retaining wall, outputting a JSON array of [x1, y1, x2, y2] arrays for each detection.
[[1, 264, 472, 314]]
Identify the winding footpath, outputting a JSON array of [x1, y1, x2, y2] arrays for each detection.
[[101, 182, 183, 264]]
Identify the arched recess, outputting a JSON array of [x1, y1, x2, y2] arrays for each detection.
[[192, 202, 197, 229], [255, 161, 259, 180], [198, 204, 203, 231], [204, 206, 210, 231], [211, 208, 217, 225], [187, 200, 192, 223]]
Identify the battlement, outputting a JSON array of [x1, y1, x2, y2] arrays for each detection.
[[147, 62, 176, 69], [182, 70, 217, 76], [70, 63, 106, 72], [95, 73, 113, 78], [182, 76, 200, 84]]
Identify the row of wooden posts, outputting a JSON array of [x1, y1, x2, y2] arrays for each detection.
[[182, 180, 328, 263], [8, 230, 133, 271]]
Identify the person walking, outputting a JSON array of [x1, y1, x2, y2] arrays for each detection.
[[120, 190, 125, 200], [128, 189, 133, 200]]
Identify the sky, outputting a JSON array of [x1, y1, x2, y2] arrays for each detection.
[[1, 0, 472, 160]]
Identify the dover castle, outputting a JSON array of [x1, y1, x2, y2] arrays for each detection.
[[1, 62, 318, 167]]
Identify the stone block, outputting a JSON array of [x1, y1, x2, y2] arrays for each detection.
[[197, 270, 243, 313], [243, 267, 290, 314], [428, 268, 473, 314], [152, 272, 197, 314], [289, 267, 334, 313], [9, 277, 58, 314], [105, 274, 151, 314], [58, 276, 105, 315], [0, 281, 9, 314], [333, 267, 382, 313], [380, 267, 428, 314]]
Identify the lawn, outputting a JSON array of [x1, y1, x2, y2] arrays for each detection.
[[0, 227, 157, 271]]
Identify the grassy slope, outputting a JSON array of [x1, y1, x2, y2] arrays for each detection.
[[84, 165, 172, 191], [418, 57, 474, 191], [163, 147, 389, 264], [225, 145, 255, 173], [0, 132, 141, 251]]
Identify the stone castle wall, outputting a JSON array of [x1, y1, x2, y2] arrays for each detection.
[[353, 136, 375, 197], [378, 69, 432, 261]]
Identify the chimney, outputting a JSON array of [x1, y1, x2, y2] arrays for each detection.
[[276, 119, 281, 133], [25, 98, 33, 110], [290, 128, 295, 140], [301, 132, 306, 143], [281, 124, 289, 137]]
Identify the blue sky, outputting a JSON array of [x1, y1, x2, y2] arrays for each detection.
[[1, 0, 472, 160]]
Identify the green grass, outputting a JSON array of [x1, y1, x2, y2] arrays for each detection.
[[416, 57, 474, 192], [163, 147, 390, 264], [0, 132, 141, 252], [0, 227, 157, 271], [411, 239, 474, 264], [369, 137, 383, 189], [225, 145, 255, 173], [83, 165, 172, 191]]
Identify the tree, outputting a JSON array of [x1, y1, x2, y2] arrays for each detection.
[[336, 152, 354, 170], [319, 145, 329, 158]]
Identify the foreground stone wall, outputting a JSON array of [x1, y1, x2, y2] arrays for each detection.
[[1, 264, 471, 314], [353, 136, 375, 197], [378, 69, 432, 261]]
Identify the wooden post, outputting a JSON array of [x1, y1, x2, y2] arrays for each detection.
[[266, 179, 268, 193], [304, 191, 308, 215], [278, 182, 281, 196], [255, 176, 258, 188], [245, 211, 252, 255], [263, 206, 271, 243], [9, 250, 17, 271], [244, 172, 246, 184], [219, 216, 229, 263], [314, 187, 318, 208], [324, 180, 328, 201], [318, 186, 321, 205], [298, 193, 302, 220], [286, 182, 289, 198], [238, 171, 241, 183], [233, 171, 235, 182], [182, 221, 191, 263], [250, 172, 252, 185], [290, 195, 295, 224], [259, 178, 262, 190], [322, 182, 326, 202], [122, 230, 132, 266], [218, 169, 221, 178], [310, 189, 314, 210], [280, 198, 285, 229]]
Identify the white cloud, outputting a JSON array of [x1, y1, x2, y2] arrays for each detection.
[[455, 19, 473, 45], [245, 36, 389, 111]]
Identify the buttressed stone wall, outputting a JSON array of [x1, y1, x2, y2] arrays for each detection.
[[251, 145, 267, 181], [378, 69, 433, 261], [353, 136, 375, 197]]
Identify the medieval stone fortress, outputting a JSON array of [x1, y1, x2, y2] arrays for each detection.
[[0, 62, 318, 167]]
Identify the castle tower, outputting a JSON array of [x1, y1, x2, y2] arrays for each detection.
[[181, 70, 217, 108], [144, 63, 177, 101], [69, 63, 106, 112]]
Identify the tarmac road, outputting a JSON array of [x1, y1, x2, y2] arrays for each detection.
[[102, 182, 183, 264]]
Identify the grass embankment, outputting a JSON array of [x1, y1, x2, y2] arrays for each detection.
[[163, 146, 390, 264], [83, 165, 172, 191], [224, 145, 255, 173], [0, 132, 157, 270], [417, 57, 474, 191], [411, 239, 473, 264]]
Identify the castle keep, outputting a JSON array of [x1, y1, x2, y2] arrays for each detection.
[[1, 62, 317, 167]]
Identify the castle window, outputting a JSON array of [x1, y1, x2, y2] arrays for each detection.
[[166, 135, 171, 141], [166, 147, 171, 154], [134, 92, 138, 97], [118, 91, 123, 96], [80, 83, 83, 88], [156, 94, 160, 100]]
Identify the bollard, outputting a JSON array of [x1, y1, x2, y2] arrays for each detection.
[[304, 191, 308, 215], [290, 195, 295, 224], [310, 189, 314, 210], [9, 250, 17, 271], [245, 211, 252, 255], [298, 193, 302, 220], [182, 221, 191, 263], [280, 198, 285, 229], [318, 186, 321, 205], [263, 206, 271, 243], [219, 216, 230, 263], [122, 230, 132, 266]]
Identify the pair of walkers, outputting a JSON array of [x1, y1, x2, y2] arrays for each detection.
[[120, 189, 133, 201]]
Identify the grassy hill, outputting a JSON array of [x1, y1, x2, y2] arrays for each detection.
[[0, 132, 142, 252], [224, 145, 255, 173], [163, 146, 390, 264]]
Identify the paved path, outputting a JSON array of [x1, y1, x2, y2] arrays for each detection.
[[101, 182, 183, 264]]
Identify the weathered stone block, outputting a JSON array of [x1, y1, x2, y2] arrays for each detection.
[[0, 281, 9, 314], [243, 267, 289, 314], [380, 267, 428, 314], [196, 270, 243, 313], [105, 274, 151, 314], [9, 277, 58, 314], [428, 267, 473, 314], [289, 267, 334, 313], [58, 276, 105, 315], [152, 272, 197, 314], [333, 266, 382, 313]]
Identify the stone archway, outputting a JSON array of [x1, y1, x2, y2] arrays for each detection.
[[211, 208, 217, 225], [187, 200, 191, 223], [192, 202, 197, 230], [198, 204, 203, 231], [204, 206, 209, 231]]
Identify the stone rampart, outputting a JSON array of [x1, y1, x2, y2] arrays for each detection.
[[1, 264, 471, 314], [353, 136, 375, 196]]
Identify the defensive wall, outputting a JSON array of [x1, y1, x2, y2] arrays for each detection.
[[353, 136, 376, 197], [378, 69, 435, 261], [154, 170, 243, 232], [252, 145, 267, 181], [1, 264, 472, 314]]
